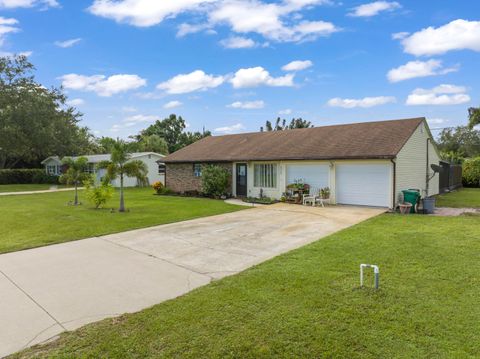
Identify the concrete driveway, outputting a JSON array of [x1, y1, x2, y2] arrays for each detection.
[[0, 204, 384, 357]]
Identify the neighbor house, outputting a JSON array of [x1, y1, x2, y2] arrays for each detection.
[[163, 118, 441, 208], [41, 152, 165, 187]]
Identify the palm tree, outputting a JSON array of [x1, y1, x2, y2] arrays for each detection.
[[59, 156, 89, 205], [98, 139, 147, 212]]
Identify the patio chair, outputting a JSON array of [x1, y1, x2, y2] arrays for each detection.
[[303, 187, 322, 207]]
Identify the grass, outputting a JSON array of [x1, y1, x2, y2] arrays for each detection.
[[435, 188, 480, 208], [14, 214, 480, 358], [0, 184, 69, 193], [0, 188, 244, 254]]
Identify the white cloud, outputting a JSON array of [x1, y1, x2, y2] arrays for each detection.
[[157, 70, 225, 94], [164, 100, 183, 109], [230, 66, 294, 88], [88, 0, 214, 27], [209, 1, 338, 42], [0, 0, 58, 8], [0, 50, 32, 57], [214, 123, 245, 134], [228, 100, 265, 109], [0, 17, 19, 46], [66, 98, 85, 106], [59, 73, 147, 97], [89, 0, 339, 43], [282, 60, 313, 71], [111, 113, 162, 132], [220, 36, 256, 49], [327, 96, 396, 108], [348, 1, 401, 17], [387, 59, 458, 83], [124, 114, 161, 123], [177, 22, 212, 37], [278, 108, 292, 115], [427, 118, 446, 125], [391, 31, 408, 40], [401, 19, 480, 56], [54, 38, 82, 48], [406, 84, 471, 106]]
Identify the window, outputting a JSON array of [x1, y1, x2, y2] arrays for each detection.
[[85, 163, 96, 174], [193, 163, 202, 177], [158, 164, 166, 174], [254, 164, 277, 188], [47, 165, 57, 175]]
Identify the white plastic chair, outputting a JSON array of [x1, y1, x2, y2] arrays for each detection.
[[303, 187, 321, 207]]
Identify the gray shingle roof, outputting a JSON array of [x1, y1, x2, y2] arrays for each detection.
[[163, 118, 425, 163]]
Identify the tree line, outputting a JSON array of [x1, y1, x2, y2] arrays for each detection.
[[435, 108, 480, 163]]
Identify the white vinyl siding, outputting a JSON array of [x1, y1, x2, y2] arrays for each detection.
[[336, 163, 391, 207], [395, 122, 440, 203], [254, 164, 277, 188], [286, 164, 329, 191]]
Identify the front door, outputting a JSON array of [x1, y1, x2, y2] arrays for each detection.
[[236, 163, 247, 196]]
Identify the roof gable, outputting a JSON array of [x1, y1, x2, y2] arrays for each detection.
[[164, 118, 425, 163]]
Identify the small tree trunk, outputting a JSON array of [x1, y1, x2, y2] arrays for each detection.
[[74, 181, 79, 205], [119, 174, 125, 212]]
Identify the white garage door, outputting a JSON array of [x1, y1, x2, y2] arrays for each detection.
[[287, 164, 329, 190], [336, 164, 391, 207]]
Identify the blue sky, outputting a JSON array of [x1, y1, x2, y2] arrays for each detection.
[[1, 0, 479, 138]]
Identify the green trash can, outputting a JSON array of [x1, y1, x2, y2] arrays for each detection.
[[402, 189, 421, 213]]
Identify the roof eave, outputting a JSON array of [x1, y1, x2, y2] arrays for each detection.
[[164, 155, 396, 163]]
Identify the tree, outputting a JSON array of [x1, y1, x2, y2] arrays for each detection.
[[462, 157, 480, 187], [139, 114, 210, 153], [84, 176, 114, 209], [436, 126, 480, 159], [288, 118, 313, 129], [59, 156, 90, 206], [0, 55, 96, 169], [468, 107, 480, 129], [179, 130, 212, 148], [134, 134, 169, 154], [97, 137, 118, 154], [98, 139, 148, 212], [260, 117, 313, 131]]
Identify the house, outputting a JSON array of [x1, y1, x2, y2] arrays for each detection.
[[163, 118, 441, 208], [41, 152, 166, 187]]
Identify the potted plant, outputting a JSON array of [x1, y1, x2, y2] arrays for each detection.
[[320, 187, 330, 199]]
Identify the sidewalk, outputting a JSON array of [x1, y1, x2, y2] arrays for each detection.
[[0, 188, 82, 196]]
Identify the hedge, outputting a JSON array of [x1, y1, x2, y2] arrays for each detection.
[[0, 169, 59, 185], [462, 157, 480, 187]]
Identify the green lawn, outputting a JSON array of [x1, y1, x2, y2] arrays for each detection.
[[0, 188, 244, 254], [14, 214, 480, 358], [435, 188, 480, 208], [0, 184, 69, 193]]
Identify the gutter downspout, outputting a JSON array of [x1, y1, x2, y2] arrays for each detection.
[[391, 159, 396, 210], [426, 138, 430, 197]]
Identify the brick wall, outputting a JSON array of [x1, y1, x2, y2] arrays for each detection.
[[166, 162, 233, 194]]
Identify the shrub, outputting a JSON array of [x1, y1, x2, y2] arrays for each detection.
[[152, 182, 174, 195], [152, 181, 164, 194], [462, 157, 480, 187], [0, 169, 58, 185], [84, 177, 114, 209], [243, 197, 276, 205], [201, 165, 230, 198]]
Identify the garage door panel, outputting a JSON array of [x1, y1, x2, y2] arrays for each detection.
[[287, 164, 329, 190], [336, 164, 390, 207]]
